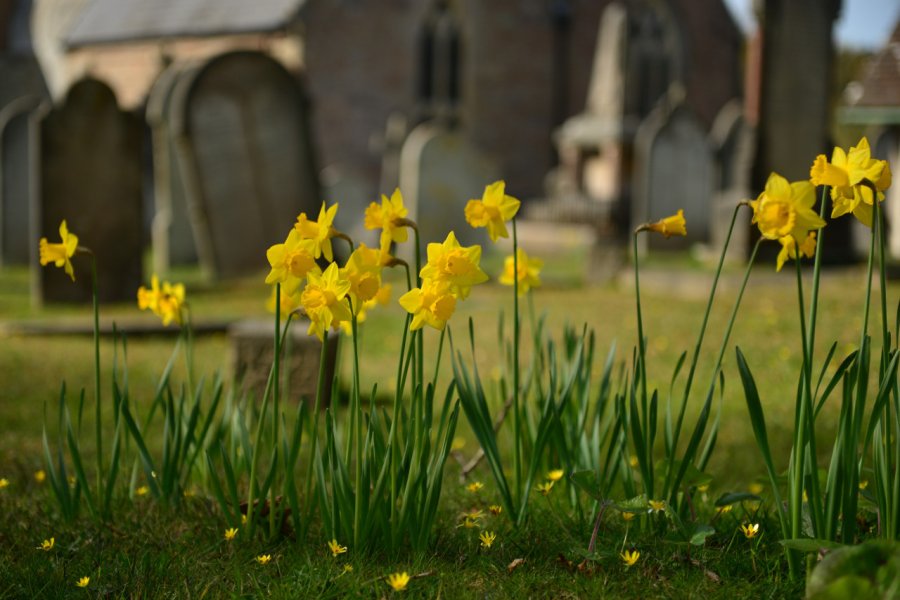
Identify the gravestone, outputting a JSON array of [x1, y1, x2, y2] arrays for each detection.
[[169, 51, 320, 279], [34, 78, 143, 304], [322, 164, 370, 248], [0, 96, 42, 266], [708, 99, 754, 261], [633, 93, 713, 251], [147, 64, 198, 275], [398, 123, 496, 256]]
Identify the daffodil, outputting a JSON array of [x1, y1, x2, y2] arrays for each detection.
[[39, 220, 80, 281], [465, 180, 520, 242], [266, 284, 302, 315], [479, 530, 496, 549], [810, 137, 892, 227], [365, 188, 410, 254], [466, 481, 484, 493], [499, 248, 543, 295], [341, 243, 384, 307], [536, 481, 555, 496], [224, 528, 238, 541], [256, 554, 272, 565], [76, 576, 90, 588], [547, 469, 564, 482], [265, 229, 320, 293], [775, 232, 816, 272], [398, 278, 457, 331], [648, 499, 666, 513], [620, 549, 640, 567], [38, 537, 54, 551], [641, 209, 687, 238], [328, 539, 348, 557], [387, 571, 410, 592], [749, 173, 825, 241], [137, 275, 186, 326], [300, 263, 352, 341], [740, 523, 760, 539], [419, 231, 488, 299], [295, 202, 339, 261]]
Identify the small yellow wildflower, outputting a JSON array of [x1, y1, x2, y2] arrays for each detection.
[[489, 505, 503, 516], [295, 202, 339, 262], [641, 209, 687, 238], [34, 470, 46, 484], [135, 485, 149, 497], [451, 437, 466, 451], [479, 530, 497, 549], [499, 248, 543, 295], [137, 275, 186, 326], [648, 499, 666, 513], [810, 137, 892, 227], [697, 483, 709, 493], [38, 537, 55, 551], [629, 456, 639, 468], [466, 481, 484, 493], [0, 478, 9, 489], [748, 482, 764, 495], [716, 504, 733, 515], [75, 576, 90, 588], [536, 481, 555, 496], [464, 508, 485, 521], [328, 539, 348, 557], [465, 180, 521, 242], [365, 188, 410, 255], [620, 549, 640, 567], [342, 564, 354, 574], [740, 523, 760, 539], [256, 554, 272, 565], [224, 528, 238, 541], [622, 511, 636, 522], [39, 220, 79, 281], [547, 469, 565, 483], [241, 514, 248, 525], [860, 480, 869, 490], [460, 516, 480, 529], [387, 571, 411, 592]]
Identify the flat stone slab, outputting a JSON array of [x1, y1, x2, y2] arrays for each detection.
[[0, 317, 231, 337]]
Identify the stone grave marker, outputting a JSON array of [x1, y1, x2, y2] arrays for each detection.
[[169, 51, 320, 279], [0, 96, 42, 266], [633, 96, 713, 250], [398, 123, 496, 256], [709, 99, 754, 261], [34, 78, 143, 304]]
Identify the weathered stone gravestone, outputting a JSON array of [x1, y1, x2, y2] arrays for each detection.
[[398, 123, 496, 255], [0, 96, 43, 266], [147, 65, 198, 275], [633, 94, 713, 251], [709, 99, 754, 261], [34, 78, 143, 304], [169, 51, 320, 279], [322, 164, 370, 247]]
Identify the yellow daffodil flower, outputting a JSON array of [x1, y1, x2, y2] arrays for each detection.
[[398, 278, 457, 331], [328, 539, 348, 557], [34, 470, 46, 483], [387, 571, 410, 592], [810, 137, 892, 227], [76, 576, 90, 588], [419, 231, 488, 300], [648, 500, 666, 513], [749, 173, 825, 241], [740, 523, 760, 539], [224, 528, 238, 541], [465, 180, 521, 242], [39, 220, 79, 281], [641, 209, 687, 238], [38, 537, 54, 551], [499, 248, 543, 295], [266, 284, 302, 316], [295, 202, 339, 262], [256, 554, 272, 565], [341, 243, 384, 306], [489, 505, 503, 516], [466, 481, 484, 493], [536, 481, 555, 496], [775, 232, 816, 272], [479, 531, 497, 549], [620, 549, 640, 567], [365, 188, 410, 254], [265, 229, 320, 293], [547, 469, 565, 482], [137, 275, 186, 326], [301, 263, 352, 341]]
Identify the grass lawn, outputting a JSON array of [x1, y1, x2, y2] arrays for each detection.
[[0, 250, 893, 598]]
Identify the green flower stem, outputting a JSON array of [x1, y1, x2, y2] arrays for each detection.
[[631, 232, 652, 496], [270, 282, 283, 537], [91, 255, 103, 502], [512, 218, 522, 508], [876, 197, 889, 358], [303, 329, 330, 533], [350, 303, 363, 547]]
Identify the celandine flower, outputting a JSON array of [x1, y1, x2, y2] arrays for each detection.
[[295, 202, 339, 262], [38, 537, 54, 551], [640, 209, 687, 238], [620, 549, 640, 567], [810, 137, 892, 227], [419, 232, 488, 300], [365, 188, 410, 254], [224, 528, 238, 541], [398, 278, 457, 331], [546, 469, 564, 482], [622, 511, 636, 522], [479, 531, 496, 549], [328, 539, 348, 557], [465, 180, 520, 242], [489, 505, 503, 516], [536, 481, 555, 496], [749, 173, 825, 241], [387, 571, 410, 592], [301, 263, 352, 341], [499, 248, 543, 295], [648, 500, 666, 513], [34, 470, 46, 483], [466, 481, 484, 493], [0, 478, 9, 489], [39, 220, 79, 281], [256, 554, 272, 565], [76, 576, 90, 588], [740, 523, 760, 539]]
